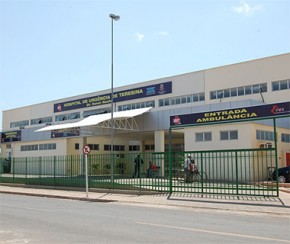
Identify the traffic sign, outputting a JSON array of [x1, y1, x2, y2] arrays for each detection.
[[82, 145, 90, 198], [83, 145, 91, 155]]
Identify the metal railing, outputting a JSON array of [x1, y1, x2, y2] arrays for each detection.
[[0, 148, 278, 196], [170, 148, 277, 196]]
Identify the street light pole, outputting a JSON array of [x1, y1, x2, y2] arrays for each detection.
[[109, 14, 120, 181]]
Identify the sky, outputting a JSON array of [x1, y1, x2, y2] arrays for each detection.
[[0, 0, 290, 131]]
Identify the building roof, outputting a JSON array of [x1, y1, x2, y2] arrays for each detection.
[[35, 107, 152, 132]]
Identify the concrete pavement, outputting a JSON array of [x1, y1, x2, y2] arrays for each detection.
[[1, 184, 290, 216]]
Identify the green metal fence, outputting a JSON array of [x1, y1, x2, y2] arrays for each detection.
[[0, 148, 278, 197], [170, 148, 278, 197]]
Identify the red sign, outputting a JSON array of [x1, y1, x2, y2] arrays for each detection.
[[82, 145, 91, 155]]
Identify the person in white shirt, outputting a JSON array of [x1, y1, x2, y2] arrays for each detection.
[[184, 155, 192, 182]]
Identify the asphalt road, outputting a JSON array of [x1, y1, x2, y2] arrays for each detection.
[[0, 193, 289, 244]]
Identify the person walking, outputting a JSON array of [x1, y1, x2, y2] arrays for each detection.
[[133, 154, 143, 178]]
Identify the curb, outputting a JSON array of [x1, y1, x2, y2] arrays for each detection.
[[0, 183, 159, 196], [1, 189, 290, 217], [0, 190, 116, 203]]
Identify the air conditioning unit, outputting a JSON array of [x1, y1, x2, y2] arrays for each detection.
[[260, 142, 273, 148], [19, 126, 25, 129]]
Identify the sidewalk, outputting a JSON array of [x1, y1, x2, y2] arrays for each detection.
[[1, 184, 290, 216]]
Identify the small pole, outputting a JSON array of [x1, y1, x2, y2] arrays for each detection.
[[82, 145, 91, 198], [85, 154, 88, 198]]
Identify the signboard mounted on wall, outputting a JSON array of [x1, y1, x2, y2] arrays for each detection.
[[170, 102, 290, 127], [1, 130, 21, 143], [51, 127, 80, 138], [54, 81, 172, 113]]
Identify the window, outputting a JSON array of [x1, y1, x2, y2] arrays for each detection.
[[245, 86, 252, 95], [210, 91, 217, 100], [260, 83, 267, 92], [55, 112, 80, 122], [220, 131, 228, 140], [280, 80, 288, 90], [217, 90, 223, 99], [220, 130, 238, 140], [224, 89, 230, 98], [159, 93, 205, 107], [31, 117, 52, 125], [75, 143, 79, 150], [21, 144, 56, 151], [272, 79, 290, 91], [238, 87, 245, 96], [196, 132, 212, 142], [196, 133, 203, 142], [281, 133, 290, 143], [145, 144, 155, 151], [199, 93, 205, 101], [104, 144, 125, 151], [88, 144, 99, 150], [252, 84, 260, 94], [146, 101, 154, 107], [230, 88, 237, 97], [192, 94, 199, 102], [104, 145, 110, 151], [10, 120, 29, 128], [256, 130, 275, 141], [39, 143, 56, 150], [230, 130, 238, 140], [21, 144, 38, 151], [55, 115, 67, 122], [83, 108, 110, 117], [129, 145, 140, 151], [68, 112, 80, 120], [210, 83, 267, 100], [118, 101, 155, 111], [272, 81, 279, 91], [114, 145, 125, 151]]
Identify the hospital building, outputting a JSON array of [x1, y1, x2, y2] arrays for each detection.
[[1, 53, 290, 168]]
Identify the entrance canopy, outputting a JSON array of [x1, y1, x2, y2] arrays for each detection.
[[35, 107, 152, 132]]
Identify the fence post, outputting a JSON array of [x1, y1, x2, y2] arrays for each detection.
[[273, 118, 279, 197], [25, 157, 28, 184], [71, 155, 73, 186], [54, 156, 56, 186], [39, 156, 42, 184], [12, 157, 15, 183], [169, 127, 172, 194], [201, 152, 204, 194], [235, 151, 239, 195]]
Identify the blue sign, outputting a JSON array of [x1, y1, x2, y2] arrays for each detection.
[[1, 130, 21, 142], [54, 81, 172, 113], [170, 102, 290, 127]]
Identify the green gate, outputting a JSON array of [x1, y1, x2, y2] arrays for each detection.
[[169, 148, 278, 197], [168, 102, 290, 197]]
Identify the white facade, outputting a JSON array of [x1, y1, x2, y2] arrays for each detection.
[[1, 53, 290, 167]]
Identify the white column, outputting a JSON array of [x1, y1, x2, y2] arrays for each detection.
[[154, 131, 164, 152], [79, 137, 87, 175], [154, 131, 165, 176]]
